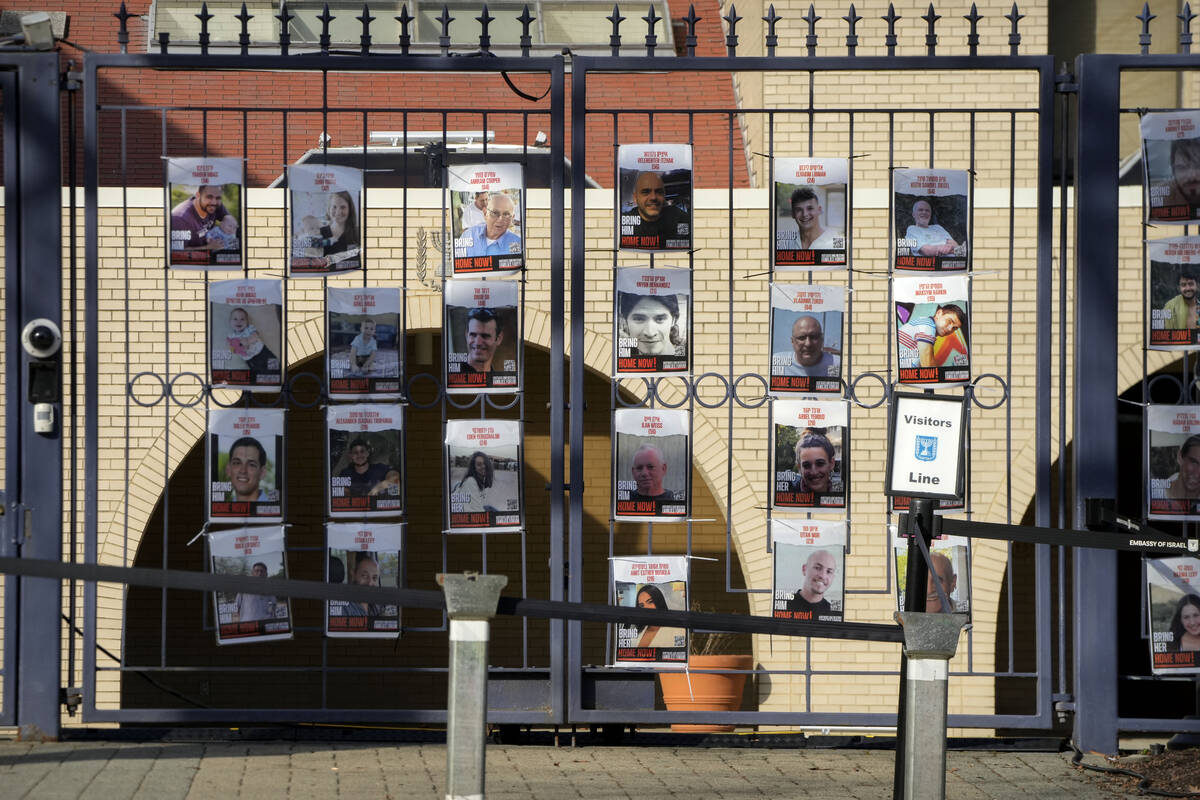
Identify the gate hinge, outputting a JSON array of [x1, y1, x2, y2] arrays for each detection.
[[1054, 72, 1078, 94], [62, 70, 82, 92]]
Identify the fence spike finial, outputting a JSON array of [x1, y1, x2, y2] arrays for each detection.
[[1181, 2, 1196, 53], [476, 3, 494, 52], [1137, 2, 1155, 54], [922, 2, 939, 56], [882, 3, 901, 57], [237, 2, 254, 55], [114, 2, 131, 53], [682, 4, 700, 56], [843, 3, 862, 56], [1004, 3, 1023, 56], [763, 4, 780, 57], [802, 4, 820, 56], [276, 1, 293, 55], [356, 4, 374, 56], [437, 5, 455, 54], [196, 2, 213, 54], [724, 3, 742, 56], [317, 3, 334, 54], [607, 5, 625, 56], [964, 3, 982, 56], [396, 5, 413, 54], [518, 4, 535, 56], [643, 3, 661, 56]]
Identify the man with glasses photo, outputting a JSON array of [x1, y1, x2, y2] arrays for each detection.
[[460, 192, 521, 257]]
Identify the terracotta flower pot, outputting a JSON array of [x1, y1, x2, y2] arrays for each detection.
[[658, 654, 754, 732]]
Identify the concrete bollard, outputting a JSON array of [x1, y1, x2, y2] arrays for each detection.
[[438, 572, 508, 800], [895, 611, 968, 800]]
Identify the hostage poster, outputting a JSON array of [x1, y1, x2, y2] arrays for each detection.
[[771, 518, 846, 623], [773, 157, 848, 269], [207, 407, 284, 525], [893, 168, 969, 271], [209, 526, 292, 645], [444, 278, 521, 394], [288, 163, 362, 275], [616, 143, 693, 252], [325, 522, 403, 639], [771, 399, 848, 511], [327, 404, 403, 518], [614, 267, 691, 376], [1148, 404, 1200, 520], [1141, 110, 1200, 224], [327, 286, 402, 399], [1147, 237, 1200, 349], [449, 163, 525, 275], [1146, 556, 1200, 674], [894, 274, 970, 386], [209, 279, 284, 391], [445, 418, 523, 532], [613, 408, 690, 521], [893, 532, 971, 616], [166, 156, 243, 269], [611, 555, 688, 668], [769, 283, 844, 395]]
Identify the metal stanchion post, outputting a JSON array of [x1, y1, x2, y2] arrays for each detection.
[[438, 571, 508, 800], [895, 611, 967, 800]]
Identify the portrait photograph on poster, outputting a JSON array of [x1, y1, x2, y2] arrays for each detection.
[[327, 404, 403, 518], [166, 156, 243, 269], [894, 274, 970, 386], [613, 408, 690, 521], [773, 157, 848, 269], [209, 279, 283, 391], [771, 519, 846, 623], [209, 526, 292, 645], [1147, 404, 1200, 520], [893, 168, 969, 271], [444, 278, 520, 393], [207, 407, 284, 524], [1147, 237, 1200, 349], [325, 522, 403, 639], [327, 286, 402, 399], [771, 400, 848, 510], [1146, 556, 1200, 674], [769, 283, 844, 395], [288, 163, 362, 275], [1141, 110, 1200, 224], [614, 267, 690, 375], [611, 555, 688, 668], [449, 163, 525, 275], [616, 143, 693, 252], [445, 419, 523, 531], [893, 533, 971, 616]]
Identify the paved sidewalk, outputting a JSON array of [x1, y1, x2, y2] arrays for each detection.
[[0, 737, 1142, 799]]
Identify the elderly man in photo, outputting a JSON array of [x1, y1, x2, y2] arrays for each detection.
[[773, 315, 840, 377], [461, 192, 521, 257], [171, 184, 235, 251], [630, 443, 676, 502], [786, 549, 837, 614]]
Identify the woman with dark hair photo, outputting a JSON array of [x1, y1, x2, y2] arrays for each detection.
[[451, 450, 496, 513], [619, 293, 684, 357], [634, 584, 681, 648], [1168, 593, 1200, 652]]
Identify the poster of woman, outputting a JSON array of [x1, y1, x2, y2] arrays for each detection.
[[616, 143, 693, 252], [612, 408, 690, 521], [771, 519, 846, 623], [773, 157, 848, 270], [325, 522, 403, 639], [327, 404, 403, 518], [1141, 110, 1200, 224], [288, 163, 362, 275], [166, 156, 243, 269], [611, 555, 688, 668], [449, 163, 524, 275], [209, 526, 292, 645], [894, 274, 970, 387], [1147, 404, 1200, 520], [327, 286, 402, 399], [614, 267, 691, 375], [444, 419, 523, 532], [769, 283, 844, 395], [893, 168, 969, 271], [1147, 237, 1200, 349], [771, 400, 848, 511], [1146, 556, 1200, 674], [444, 278, 521, 394], [207, 407, 284, 525], [209, 279, 284, 391]]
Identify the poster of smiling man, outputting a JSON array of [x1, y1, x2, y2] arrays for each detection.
[[444, 278, 521, 394], [773, 157, 848, 270], [288, 163, 362, 275], [893, 533, 971, 616], [771, 400, 848, 511], [325, 522, 403, 639], [616, 143, 693, 252], [445, 419, 523, 532], [1148, 404, 1200, 520], [1147, 237, 1200, 349], [209, 526, 292, 645], [772, 518, 846, 623], [328, 404, 403, 518], [614, 267, 691, 376], [611, 555, 688, 668], [449, 163, 524, 275], [327, 286, 402, 399], [893, 168, 969, 271], [769, 283, 844, 395], [1146, 556, 1200, 674], [1142, 111, 1200, 224], [209, 279, 284, 391], [613, 408, 690, 521], [894, 274, 970, 387], [207, 408, 284, 524], [166, 156, 243, 269]]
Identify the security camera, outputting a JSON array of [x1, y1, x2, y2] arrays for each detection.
[[21, 318, 61, 359]]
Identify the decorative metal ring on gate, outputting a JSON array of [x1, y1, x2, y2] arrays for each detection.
[[405, 371, 445, 409], [127, 371, 167, 408], [166, 371, 206, 408], [691, 372, 731, 409], [1149, 372, 1188, 405], [731, 373, 770, 409], [483, 392, 521, 411], [207, 383, 251, 408], [848, 372, 890, 409], [247, 383, 286, 408], [614, 377, 653, 408], [969, 373, 1010, 410], [445, 390, 484, 411], [647, 376, 691, 409], [284, 371, 325, 409]]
